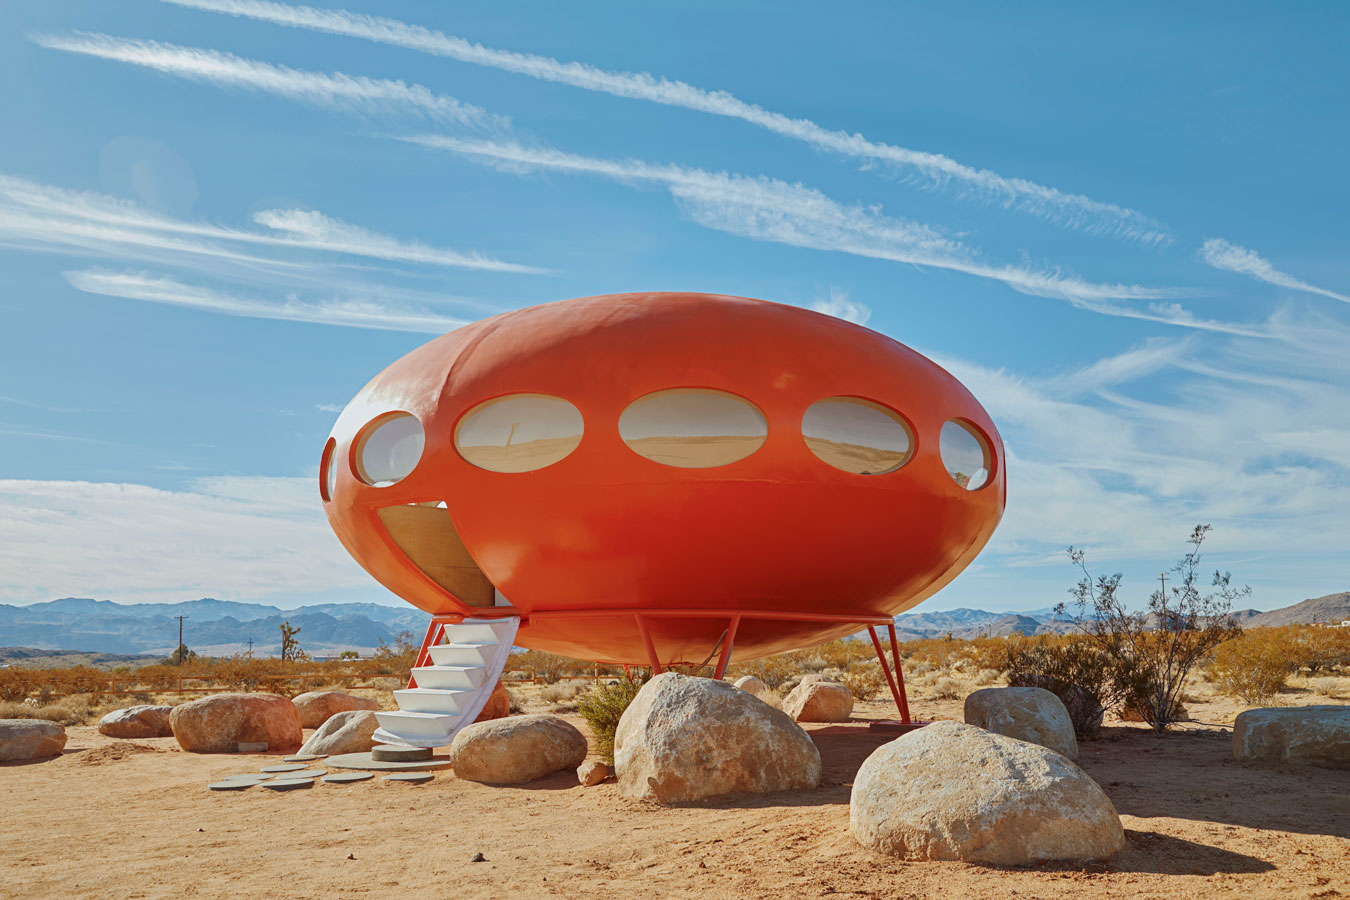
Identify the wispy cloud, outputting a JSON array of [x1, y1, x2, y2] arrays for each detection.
[[0, 476, 369, 603], [810, 288, 871, 325], [0, 172, 542, 275], [407, 136, 1255, 334], [162, 0, 1169, 243], [65, 269, 466, 333], [1200, 238, 1349, 304], [33, 31, 505, 130]]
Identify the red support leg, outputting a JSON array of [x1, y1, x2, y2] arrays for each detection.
[[868, 626, 905, 717], [408, 619, 443, 689], [887, 622, 912, 724], [711, 615, 741, 681], [635, 614, 664, 674]]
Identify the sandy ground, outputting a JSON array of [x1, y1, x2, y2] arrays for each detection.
[[2, 692, 1347, 900]]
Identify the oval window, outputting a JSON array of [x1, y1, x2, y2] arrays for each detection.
[[941, 419, 991, 491], [455, 394, 583, 473], [355, 412, 425, 487], [619, 388, 767, 468], [803, 398, 912, 475], [320, 438, 337, 501]]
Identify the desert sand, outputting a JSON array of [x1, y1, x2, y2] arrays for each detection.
[[3, 691, 1347, 900]]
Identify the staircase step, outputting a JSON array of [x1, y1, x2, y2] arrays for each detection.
[[427, 642, 496, 667], [410, 664, 486, 691], [444, 619, 515, 644], [393, 687, 476, 714], [374, 710, 457, 742]]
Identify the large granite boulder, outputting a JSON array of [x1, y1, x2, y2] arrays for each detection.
[[291, 691, 379, 729], [450, 714, 588, 784], [850, 721, 1124, 864], [98, 705, 174, 739], [170, 693, 303, 753], [0, 719, 67, 762], [733, 675, 766, 696], [297, 710, 378, 756], [782, 680, 854, 723], [473, 682, 511, 723], [1233, 706, 1350, 768], [964, 687, 1078, 759], [614, 672, 821, 804]]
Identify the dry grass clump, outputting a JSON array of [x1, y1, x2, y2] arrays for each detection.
[[0, 693, 132, 726], [538, 681, 590, 711], [930, 676, 962, 700], [1311, 677, 1340, 699], [841, 664, 887, 700]]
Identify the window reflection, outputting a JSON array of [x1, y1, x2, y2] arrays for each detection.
[[940, 419, 991, 490], [455, 394, 583, 473], [802, 398, 912, 475], [356, 413, 425, 487], [619, 389, 767, 468]]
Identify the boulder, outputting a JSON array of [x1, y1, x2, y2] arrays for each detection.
[[733, 675, 766, 696], [578, 758, 610, 786], [169, 693, 303, 753], [291, 691, 379, 729], [850, 721, 1124, 865], [614, 672, 821, 804], [297, 710, 378, 756], [473, 682, 511, 723], [964, 687, 1078, 759], [782, 680, 854, 723], [450, 714, 588, 784], [0, 719, 67, 762], [1010, 675, 1105, 737], [97, 705, 174, 739], [1233, 706, 1350, 768]]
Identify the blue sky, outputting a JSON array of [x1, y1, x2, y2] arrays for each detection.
[[2, 1, 1347, 612]]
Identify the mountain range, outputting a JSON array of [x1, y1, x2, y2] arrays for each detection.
[[0, 592, 1345, 660]]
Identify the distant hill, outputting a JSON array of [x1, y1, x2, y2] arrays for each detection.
[[1245, 592, 1350, 628], [0, 597, 430, 658]]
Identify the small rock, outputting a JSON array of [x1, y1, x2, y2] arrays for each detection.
[[98, 705, 174, 739], [291, 691, 379, 729], [849, 721, 1124, 864], [0, 719, 67, 762], [964, 687, 1079, 759], [347, 854, 355, 860], [781, 680, 854, 722], [470, 852, 486, 863], [297, 710, 379, 756], [1233, 706, 1350, 768], [733, 675, 766, 696], [450, 714, 588, 784], [577, 759, 610, 786]]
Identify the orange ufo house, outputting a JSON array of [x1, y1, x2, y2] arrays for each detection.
[[321, 292, 1004, 746]]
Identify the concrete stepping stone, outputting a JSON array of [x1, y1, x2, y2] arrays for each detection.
[[262, 778, 315, 791], [322, 772, 374, 785], [284, 754, 328, 762], [372, 744, 432, 763], [325, 751, 453, 772], [261, 763, 308, 773], [208, 780, 256, 791], [382, 772, 434, 784], [286, 769, 328, 779], [220, 773, 274, 784]]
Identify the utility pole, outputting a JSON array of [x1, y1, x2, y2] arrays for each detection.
[[174, 615, 189, 665], [247, 637, 254, 658]]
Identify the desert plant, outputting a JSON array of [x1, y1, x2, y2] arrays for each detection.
[[1206, 631, 1296, 704], [1063, 524, 1247, 731], [931, 675, 962, 700], [576, 672, 648, 763], [1004, 634, 1125, 738], [1312, 677, 1339, 698], [841, 664, 886, 701]]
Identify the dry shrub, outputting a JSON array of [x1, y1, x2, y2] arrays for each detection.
[[841, 664, 886, 701], [974, 668, 1002, 686], [931, 676, 962, 700], [1312, 677, 1340, 698], [1207, 631, 1296, 704], [506, 688, 524, 713], [0, 694, 123, 726], [1004, 634, 1125, 739], [576, 675, 647, 764], [509, 650, 591, 684], [539, 681, 590, 711]]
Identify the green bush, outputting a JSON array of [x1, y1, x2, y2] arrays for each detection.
[[576, 675, 647, 764]]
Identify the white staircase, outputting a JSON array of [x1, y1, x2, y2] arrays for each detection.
[[373, 616, 519, 749]]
